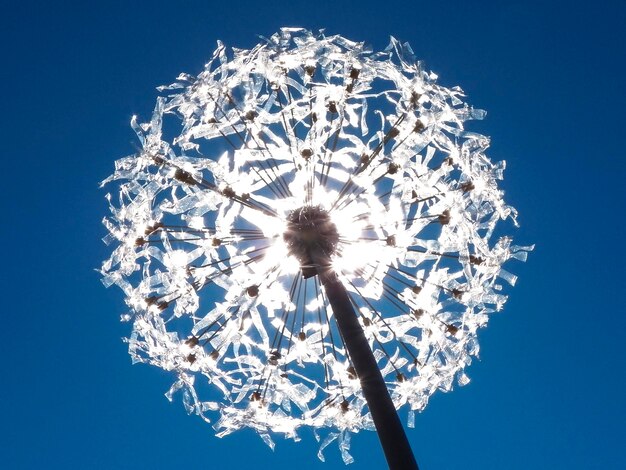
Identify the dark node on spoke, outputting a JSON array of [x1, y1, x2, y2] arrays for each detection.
[[212, 238, 222, 247], [222, 186, 236, 198], [413, 119, 425, 133], [396, 372, 406, 383], [327, 101, 338, 114], [144, 222, 164, 235], [412, 308, 424, 320], [411, 285, 422, 295], [135, 237, 146, 247], [157, 301, 169, 311], [347, 365, 357, 380], [460, 181, 475, 193], [469, 255, 484, 265], [387, 162, 400, 174], [187, 353, 197, 364], [438, 209, 451, 225], [386, 127, 401, 141], [350, 67, 360, 80], [386, 234, 397, 247], [298, 331, 306, 341], [209, 350, 219, 360], [341, 400, 350, 413], [446, 324, 460, 336], [241, 192, 250, 201], [151, 154, 165, 165], [305, 64, 316, 76], [174, 168, 197, 185], [145, 296, 159, 306], [410, 91, 421, 108], [269, 350, 281, 366], [244, 109, 257, 121], [300, 147, 313, 159], [185, 336, 199, 347], [283, 206, 339, 279], [246, 285, 259, 297], [451, 289, 464, 300]]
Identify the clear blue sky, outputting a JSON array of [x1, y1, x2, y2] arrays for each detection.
[[1, 1, 624, 468]]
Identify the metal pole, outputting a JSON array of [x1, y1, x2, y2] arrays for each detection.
[[317, 267, 419, 470]]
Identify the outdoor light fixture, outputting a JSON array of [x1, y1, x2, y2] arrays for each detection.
[[101, 28, 531, 468]]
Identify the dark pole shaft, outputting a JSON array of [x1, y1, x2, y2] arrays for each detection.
[[318, 268, 419, 470]]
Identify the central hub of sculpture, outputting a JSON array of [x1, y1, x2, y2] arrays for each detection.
[[283, 206, 339, 278]]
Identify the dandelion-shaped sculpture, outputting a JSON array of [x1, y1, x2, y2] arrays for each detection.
[[101, 28, 531, 468]]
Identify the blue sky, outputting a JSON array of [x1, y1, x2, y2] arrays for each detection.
[[1, 1, 624, 468]]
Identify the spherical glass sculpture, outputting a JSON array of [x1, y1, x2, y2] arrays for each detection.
[[101, 28, 531, 463]]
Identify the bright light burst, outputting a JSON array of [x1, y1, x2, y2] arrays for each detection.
[[101, 28, 531, 463]]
